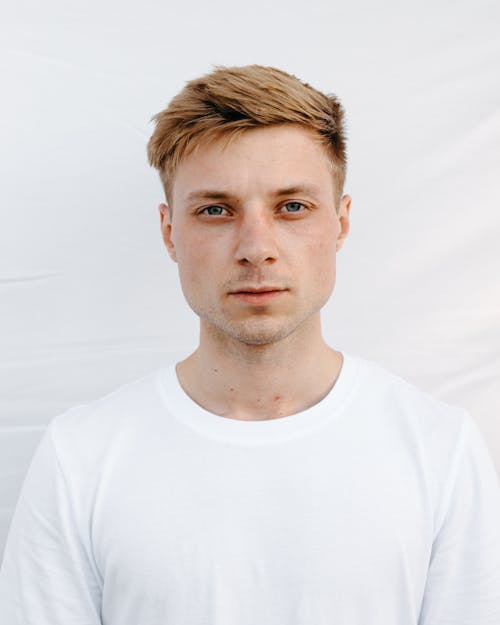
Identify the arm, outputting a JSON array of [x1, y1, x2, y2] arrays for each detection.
[[418, 413, 500, 624], [0, 424, 102, 624]]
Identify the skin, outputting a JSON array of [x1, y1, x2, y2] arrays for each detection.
[[159, 124, 351, 421]]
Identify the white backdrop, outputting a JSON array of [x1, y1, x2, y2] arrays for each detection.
[[1, 0, 499, 558]]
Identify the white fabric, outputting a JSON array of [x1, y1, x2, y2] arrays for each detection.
[[1, 352, 499, 624]]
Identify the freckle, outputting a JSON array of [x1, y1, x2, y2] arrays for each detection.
[[213, 368, 218, 373], [230, 387, 234, 392]]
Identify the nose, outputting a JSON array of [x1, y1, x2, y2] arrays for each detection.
[[234, 209, 279, 266]]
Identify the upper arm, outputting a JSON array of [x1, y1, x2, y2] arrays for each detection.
[[418, 413, 500, 625], [0, 425, 102, 624]]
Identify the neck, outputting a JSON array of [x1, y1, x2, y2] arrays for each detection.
[[175, 317, 343, 421]]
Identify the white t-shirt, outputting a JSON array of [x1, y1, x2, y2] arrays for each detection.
[[1, 352, 500, 624]]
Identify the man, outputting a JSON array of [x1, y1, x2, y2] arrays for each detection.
[[1, 64, 499, 624]]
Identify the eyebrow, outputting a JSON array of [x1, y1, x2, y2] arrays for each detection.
[[184, 184, 322, 203]]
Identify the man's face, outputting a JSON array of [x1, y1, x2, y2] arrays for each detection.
[[160, 124, 351, 346]]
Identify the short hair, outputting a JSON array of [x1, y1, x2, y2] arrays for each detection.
[[147, 65, 347, 207]]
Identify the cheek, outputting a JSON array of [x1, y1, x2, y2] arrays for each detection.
[[173, 227, 205, 266], [306, 231, 337, 286], [307, 223, 337, 257], [174, 234, 219, 295]]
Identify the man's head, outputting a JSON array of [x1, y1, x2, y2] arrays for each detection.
[[147, 65, 351, 348], [147, 65, 347, 209]]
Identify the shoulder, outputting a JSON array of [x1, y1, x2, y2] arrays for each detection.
[[45, 367, 171, 469], [347, 354, 493, 527], [350, 352, 470, 432], [347, 353, 475, 482]]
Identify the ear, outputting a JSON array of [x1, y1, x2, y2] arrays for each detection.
[[159, 203, 177, 262], [335, 194, 351, 252]]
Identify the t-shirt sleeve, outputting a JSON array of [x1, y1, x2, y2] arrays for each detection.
[[418, 411, 500, 625], [0, 423, 102, 624]]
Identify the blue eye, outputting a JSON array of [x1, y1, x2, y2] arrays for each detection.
[[283, 201, 305, 213], [201, 205, 227, 216]]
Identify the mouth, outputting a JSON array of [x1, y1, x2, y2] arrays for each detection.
[[231, 286, 286, 294], [228, 286, 288, 305]]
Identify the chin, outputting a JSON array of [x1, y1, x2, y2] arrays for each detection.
[[215, 318, 304, 347]]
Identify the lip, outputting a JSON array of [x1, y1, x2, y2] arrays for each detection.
[[229, 287, 288, 305], [229, 286, 285, 294]]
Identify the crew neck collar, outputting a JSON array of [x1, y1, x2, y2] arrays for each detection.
[[156, 352, 361, 446]]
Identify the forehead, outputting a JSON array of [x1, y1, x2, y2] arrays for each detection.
[[171, 125, 336, 205]]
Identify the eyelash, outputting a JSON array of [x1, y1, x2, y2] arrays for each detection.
[[198, 201, 308, 216]]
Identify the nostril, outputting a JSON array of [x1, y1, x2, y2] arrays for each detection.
[[238, 256, 276, 265]]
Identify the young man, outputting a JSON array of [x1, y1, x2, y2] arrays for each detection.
[[1, 65, 500, 624]]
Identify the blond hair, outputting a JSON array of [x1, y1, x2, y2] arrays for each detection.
[[147, 65, 347, 207]]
